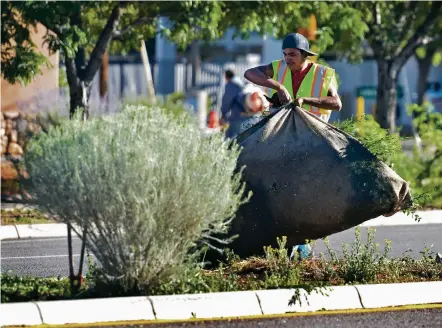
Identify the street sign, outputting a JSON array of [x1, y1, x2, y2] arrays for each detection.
[[356, 86, 404, 99]]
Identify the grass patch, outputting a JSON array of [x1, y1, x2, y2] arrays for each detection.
[[2, 228, 441, 303], [0, 208, 56, 225]]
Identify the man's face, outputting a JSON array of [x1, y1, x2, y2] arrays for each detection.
[[283, 48, 305, 70]]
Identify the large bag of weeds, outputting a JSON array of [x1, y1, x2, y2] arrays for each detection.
[[226, 104, 412, 258]]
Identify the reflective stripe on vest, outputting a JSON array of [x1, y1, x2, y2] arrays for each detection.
[[277, 60, 288, 85], [309, 65, 327, 114]]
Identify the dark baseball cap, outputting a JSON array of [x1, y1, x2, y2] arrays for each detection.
[[282, 33, 317, 56]]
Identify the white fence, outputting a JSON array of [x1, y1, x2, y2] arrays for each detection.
[[17, 61, 259, 117]]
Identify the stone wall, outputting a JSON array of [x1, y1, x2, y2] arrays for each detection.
[[1, 110, 51, 201]]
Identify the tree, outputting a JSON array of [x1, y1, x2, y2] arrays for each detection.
[[415, 16, 442, 106], [240, 1, 442, 132], [348, 1, 442, 132], [416, 44, 442, 104], [1, 0, 228, 291], [1, 1, 227, 118], [0, 1, 373, 117], [274, 1, 441, 132]]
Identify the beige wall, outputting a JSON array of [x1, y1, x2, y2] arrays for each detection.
[[1, 23, 59, 113]]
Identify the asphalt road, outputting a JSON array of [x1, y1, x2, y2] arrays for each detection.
[[50, 308, 442, 328], [1, 224, 441, 277]]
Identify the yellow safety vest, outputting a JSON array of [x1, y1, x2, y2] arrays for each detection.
[[269, 60, 336, 122]]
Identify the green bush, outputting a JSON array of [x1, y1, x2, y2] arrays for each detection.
[[395, 105, 442, 208], [1, 274, 73, 303], [24, 104, 249, 292], [123, 92, 189, 120], [334, 114, 402, 166], [323, 227, 390, 283], [334, 110, 442, 208]]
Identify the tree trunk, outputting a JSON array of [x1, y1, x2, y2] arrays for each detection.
[[69, 82, 91, 120], [65, 51, 90, 120], [375, 60, 398, 132], [417, 47, 437, 105], [99, 50, 109, 99]]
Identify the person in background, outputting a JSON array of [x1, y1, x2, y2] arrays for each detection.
[[220, 69, 245, 138]]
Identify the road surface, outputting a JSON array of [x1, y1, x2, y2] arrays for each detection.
[[29, 308, 442, 328], [2, 224, 441, 277]]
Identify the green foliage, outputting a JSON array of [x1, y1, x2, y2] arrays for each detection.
[[335, 110, 442, 209], [24, 104, 249, 292], [1, 0, 372, 86], [58, 66, 68, 88], [320, 228, 442, 285], [352, 1, 441, 62], [219, 1, 368, 63], [1, 274, 73, 303], [3, 229, 441, 303], [324, 228, 389, 283], [122, 92, 188, 120], [335, 115, 402, 166], [262, 236, 302, 289], [395, 105, 442, 208], [0, 208, 55, 225], [1, 1, 239, 85]]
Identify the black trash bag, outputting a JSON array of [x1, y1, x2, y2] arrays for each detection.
[[218, 104, 412, 259]]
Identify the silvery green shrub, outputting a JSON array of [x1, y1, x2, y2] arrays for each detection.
[[25, 105, 249, 289]]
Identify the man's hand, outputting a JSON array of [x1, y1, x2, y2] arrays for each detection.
[[276, 84, 292, 105], [294, 97, 304, 108]]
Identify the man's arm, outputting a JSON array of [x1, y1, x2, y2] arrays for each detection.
[[297, 80, 342, 111], [244, 64, 280, 90], [244, 64, 292, 104]]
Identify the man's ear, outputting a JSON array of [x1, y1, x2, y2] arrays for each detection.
[[301, 51, 308, 60]]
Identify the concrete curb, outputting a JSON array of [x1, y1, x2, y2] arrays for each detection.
[[0, 224, 81, 240], [1, 210, 441, 241], [150, 291, 262, 320], [1, 282, 442, 326], [360, 210, 442, 227], [36, 297, 155, 325], [355, 281, 442, 308]]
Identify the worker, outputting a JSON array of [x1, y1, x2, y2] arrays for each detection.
[[244, 33, 342, 123], [243, 33, 342, 260]]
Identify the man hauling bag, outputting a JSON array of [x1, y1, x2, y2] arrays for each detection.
[[224, 104, 412, 259], [208, 33, 413, 260], [234, 32, 342, 258]]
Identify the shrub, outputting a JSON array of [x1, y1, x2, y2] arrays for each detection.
[[24, 105, 249, 291], [123, 92, 189, 120], [334, 114, 402, 166], [323, 227, 390, 283], [1, 274, 73, 303], [334, 110, 442, 209], [396, 105, 442, 208]]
